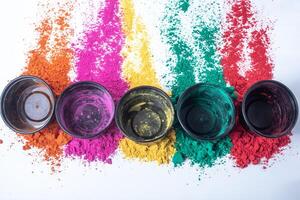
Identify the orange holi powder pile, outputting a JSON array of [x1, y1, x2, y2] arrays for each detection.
[[20, 4, 73, 169]]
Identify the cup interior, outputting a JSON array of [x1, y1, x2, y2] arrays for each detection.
[[242, 80, 298, 137], [116, 86, 174, 143], [55, 82, 115, 139], [0, 76, 55, 134], [177, 84, 235, 140]]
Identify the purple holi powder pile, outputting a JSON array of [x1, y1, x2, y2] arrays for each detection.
[[65, 0, 128, 163]]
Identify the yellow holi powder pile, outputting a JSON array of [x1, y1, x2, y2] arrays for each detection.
[[120, 131, 176, 164], [119, 0, 175, 164]]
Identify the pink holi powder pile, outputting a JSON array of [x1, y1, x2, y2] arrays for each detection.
[[65, 129, 123, 163], [65, 0, 128, 163]]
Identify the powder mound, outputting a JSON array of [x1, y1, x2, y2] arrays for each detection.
[[230, 124, 291, 168], [173, 128, 232, 167], [119, 130, 176, 164], [22, 123, 71, 166], [65, 126, 123, 163]]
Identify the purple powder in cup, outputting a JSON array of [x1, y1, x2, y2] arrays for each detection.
[[56, 82, 114, 138]]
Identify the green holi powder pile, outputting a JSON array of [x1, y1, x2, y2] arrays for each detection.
[[161, 0, 233, 168]]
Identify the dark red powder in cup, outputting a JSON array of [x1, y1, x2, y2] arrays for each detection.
[[221, 0, 290, 168]]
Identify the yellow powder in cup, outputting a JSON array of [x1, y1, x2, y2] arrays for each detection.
[[119, 0, 175, 164]]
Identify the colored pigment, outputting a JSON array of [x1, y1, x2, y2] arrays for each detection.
[[118, 0, 176, 164], [65, 0, 128, 163], [116, 87, 174, 142], [161, 0, 233, 167], [56, 83, 114, 138], [221, 0, 290, 168], [20, 3, 73, 170], [1, 0, 293, 173], [177, 84, 235, 140], [242, 80, 298, 138]]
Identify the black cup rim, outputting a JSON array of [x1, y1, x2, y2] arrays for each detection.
[[0, 75, 55, 134], [115, 85, 174, 143], [176, 83, 236, 141], [241, 80, 299, 138], [55, 81, 115, 139]]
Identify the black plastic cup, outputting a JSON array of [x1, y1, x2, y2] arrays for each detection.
[[177, 83, 235, 141], [115, 86, 174, 143], [0, 75, 55, 134], [55, 81, 115, 139], [242, 80, 298, 138]]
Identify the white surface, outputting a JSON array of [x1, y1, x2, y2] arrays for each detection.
[[0, 0, 299, 199]]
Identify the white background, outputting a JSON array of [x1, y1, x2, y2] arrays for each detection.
[[0, 0, 299, 199]]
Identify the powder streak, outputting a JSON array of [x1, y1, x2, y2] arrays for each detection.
[[65, 0, 128, 163], [221, 0, 290, 168], [120, 0, 163, 89], [118, 0, 176, 164], [161, 0, 232, 168], [21, 2, 73, 170]]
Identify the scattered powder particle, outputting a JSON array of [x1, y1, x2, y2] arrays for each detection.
[[20, 3, 73, 169], [120, 0, 164, 90], [22, 14, 72, 95], [0, 139, 3, 144], [161, 0, 232, 167], [118, 0, 175, 164], [65, 0, 128, 163], [191, 4, 227, 86], [161, 0, 197, 97], [221, 0, 290, 168]]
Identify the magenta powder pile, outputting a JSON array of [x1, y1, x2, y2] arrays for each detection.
[[65, 0, 128, 163]]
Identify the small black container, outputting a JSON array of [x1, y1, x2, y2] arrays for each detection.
[[55, 81, 115, 139], [177, 83, 235, 141], [242, 80, 298, 138], [0, 75, 55, 134], [116, 86, 174, 143]]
